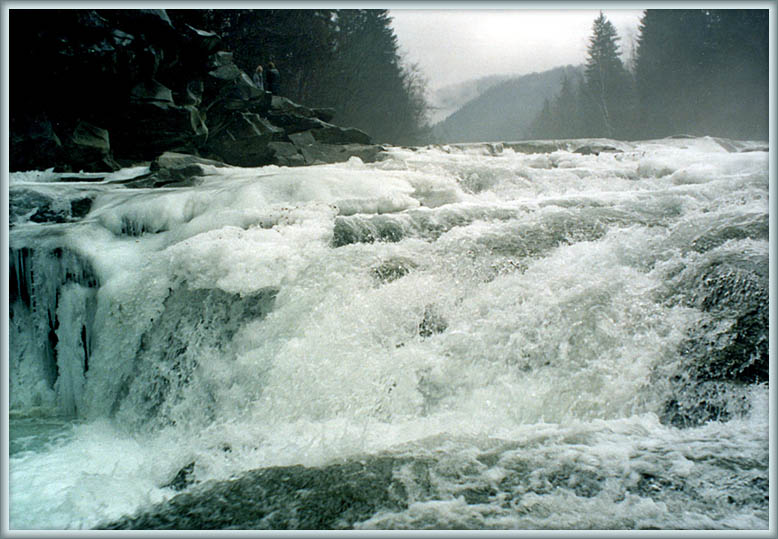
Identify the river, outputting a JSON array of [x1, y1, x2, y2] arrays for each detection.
[[7, 136, 770, 530]]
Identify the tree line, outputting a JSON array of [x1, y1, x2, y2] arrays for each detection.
[[530, 9, 769, 141], [168, 9, 430, 145]]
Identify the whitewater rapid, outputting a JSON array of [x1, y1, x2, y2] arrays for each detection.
[[7, 137, 770, 529]]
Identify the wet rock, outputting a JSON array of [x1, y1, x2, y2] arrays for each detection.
[[205, 67, 266, 112], [142, 151, 229, 187], [299, 142, 383, 166], [331, 215, 408, 247], [10, 113, 65, 171], [658, 255, 768, 428], [312, 107, 336, 123], [371, 257, 418, 284], [164, 462, 196, 492], [63, 121, 121, 172], [686, 260, 769, 384], [267, 142, 305, 167], [573, 143, 623, 155], [111, 286, 280, 427], [130, 80, 175, 106], [310, 124, 372, 146], [418, 305, 447, 338], [111, 102, 208, 162], [660, 380, 752, 428], [501, 140, 570, 154], [98, 456, 421, 530], [270, 95, 318, 117], [205, 112, 282, 167], [10, 8, 381, 172], [100, 9, 175, 39], [10, 188, 96, 225], [180, 24, 222, 56], [288, 130, 317, 147], [266, 111, 328, 134], [70, 197, 94, 219]]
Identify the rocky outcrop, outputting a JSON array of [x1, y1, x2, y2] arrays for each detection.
[[10, 9, 383, 173]]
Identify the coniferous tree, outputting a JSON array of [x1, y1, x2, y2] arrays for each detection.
[[529, 14, 635, 141], [553, 73, 584, 138], [634, 9, 767, 139], [530, 98, 554, 139], [168, 9, 430, 144], [322, 9, 430, 143], [582, 12, 634, 138], [698, 9, 768, 138], [634, 9, 710, 137]]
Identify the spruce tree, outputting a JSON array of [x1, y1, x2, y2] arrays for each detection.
[[553, 74, 582, 138], [530, 98, 554, 139], [169, 9, 430, 144], [634, 9, 767, 140], [582, 12, 633, 138]]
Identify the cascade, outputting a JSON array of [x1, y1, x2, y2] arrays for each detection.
[[7, 138, 770, 530]]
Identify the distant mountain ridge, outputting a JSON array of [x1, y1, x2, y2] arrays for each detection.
[[427, 74, 517, 124], [431, 65, 584, 144]]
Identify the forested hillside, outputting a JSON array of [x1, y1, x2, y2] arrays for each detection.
[[530, 10, 768, 141], [432, 65, 583, 143], [166, 9, 430, 145], [427, 74, 516, 124]]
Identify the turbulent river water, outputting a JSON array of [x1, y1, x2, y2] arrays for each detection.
[[7, 137, 771, 530]]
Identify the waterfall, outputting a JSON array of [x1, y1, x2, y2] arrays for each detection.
[[8, 137, 769, 530]]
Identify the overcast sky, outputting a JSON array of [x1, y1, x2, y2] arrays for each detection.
[[389, 8, 645, 91]]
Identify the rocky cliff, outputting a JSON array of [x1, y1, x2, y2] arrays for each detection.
[[10, 9, 383, 172]]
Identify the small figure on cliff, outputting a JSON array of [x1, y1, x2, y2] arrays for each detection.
[[266, 61, 281, 95], [252, 64, 265, 90]]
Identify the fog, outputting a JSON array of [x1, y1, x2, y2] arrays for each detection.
[[390, 9, 643, 91]]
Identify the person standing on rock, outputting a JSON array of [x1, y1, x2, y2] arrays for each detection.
[[252, 64, 265, 90], [266, 62, 281, 95]]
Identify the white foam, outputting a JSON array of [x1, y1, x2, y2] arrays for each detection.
[[8, 137, 769, 529]]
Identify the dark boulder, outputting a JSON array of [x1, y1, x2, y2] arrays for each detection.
[[206, 61, 243, 84], [10, 113, 65, 171], [418, 306, 447, 338], [98, 456, 423, 530], [206, 112, 283, 167], [573, 143, 623, 155], [63, 120, 120, 172], [99, 9, 175, 36], [269, 95, 315, 116], [207, 73, 267, 113], [501, 141, 569, 154], [163, 462, 196, 492], [266, 142, 306, 167], [266, 112, 328, 134], [180, 24, 222, 56], [111, 102, 208, 162], [138, 151, 230, 187], [288, 130, 317, 147], [129, 79, 175, 106], [298, 142, 383, 166], [10, 8, 381, 172], [10, 187, 96, 226], [310, 125, 372, 146], [311, 107, 336, 123], [372, 257, 418, 284], [657, 255, 768, 428]]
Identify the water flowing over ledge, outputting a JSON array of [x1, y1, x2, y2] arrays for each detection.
[[8, 136, 769, 530]]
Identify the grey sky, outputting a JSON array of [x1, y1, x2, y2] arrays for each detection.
[[389, 8, 645, 91]]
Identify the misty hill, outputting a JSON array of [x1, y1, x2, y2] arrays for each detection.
[[432, 65, 583, 143], [427, 74, 516, 124]]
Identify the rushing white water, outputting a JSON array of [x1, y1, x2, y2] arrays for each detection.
[[7, 137, 770, 530]]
